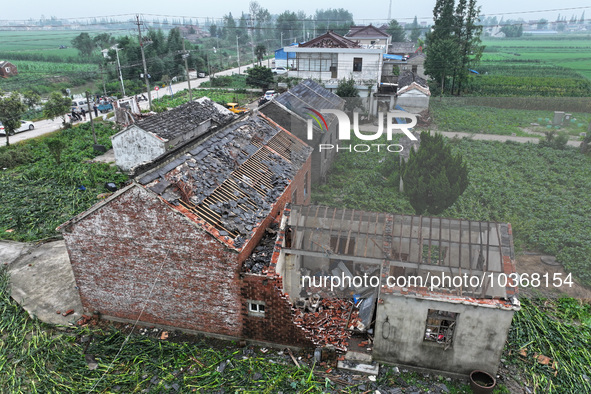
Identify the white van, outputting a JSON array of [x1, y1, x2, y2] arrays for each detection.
[[71, 99, 91, 113]]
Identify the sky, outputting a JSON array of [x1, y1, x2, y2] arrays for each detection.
[[1, 0, 590, 24]]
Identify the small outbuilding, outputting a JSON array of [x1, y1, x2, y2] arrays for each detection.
[[111, 97, 235, 172], [0, 61, 18, 77]]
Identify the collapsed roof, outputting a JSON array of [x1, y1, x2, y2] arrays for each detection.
[[137, 114, 312, 250], [284, 205, 517, 303], [273, 79, 345, 121], [132, 97, 236, 141]]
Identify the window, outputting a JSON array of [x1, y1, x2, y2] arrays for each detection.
[[292, 189, 297, 205], [412, 65, 418, 73], [353, 57, 363, 72], [424, 309, 457, 349], [248, 300, 266, 317], [303, 172, 308, 198]]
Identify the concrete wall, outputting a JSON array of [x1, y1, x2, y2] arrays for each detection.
[[289, 51, 382, 84], [373, 295, 514, 375], [112, 125, 166, 172], [61, 185, 243, 337], [396, 90, 430, 114]]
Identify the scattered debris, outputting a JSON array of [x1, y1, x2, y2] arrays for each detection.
[[62, 309, 74, 317]]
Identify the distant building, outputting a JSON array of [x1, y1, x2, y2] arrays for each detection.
[[0, 61, 17, 77]]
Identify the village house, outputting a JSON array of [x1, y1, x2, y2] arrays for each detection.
[[344, 24, 392, 49], [395, 71, 431, 114], [275, 205, 520, 376], [58, 113, 318, 346], [0, 61, 18, 77], [284, 31, 384, 108], [111, 97, 235, 172], [259, 79, 345, 184]]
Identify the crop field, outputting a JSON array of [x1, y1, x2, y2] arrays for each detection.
[[0, 60, 99, 94], [481, 36, 591, 80], [315, 137, 591, 288], [429, 98, 591, 136], [0, 122, 127, 241]]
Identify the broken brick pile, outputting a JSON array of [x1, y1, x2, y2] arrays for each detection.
[[293, 298, 361, 351], [243, 224, 278, 274]]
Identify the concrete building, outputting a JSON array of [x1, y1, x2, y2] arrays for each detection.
[[58, 114, 315, 347], [284, 31, 384, 105], [259, 79, 345, 184], [111, 97, 235, 172], [275, 205, 520, 376], [345, 25, 391, 49], [395, 71, 431, 114]]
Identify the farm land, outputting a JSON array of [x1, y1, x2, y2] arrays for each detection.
[[0, 31, 590, 392]]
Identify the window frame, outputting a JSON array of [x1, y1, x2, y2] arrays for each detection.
[[247, 300, 266, 317], [353, 57, 363, 72], [424, 309, 457, 350]]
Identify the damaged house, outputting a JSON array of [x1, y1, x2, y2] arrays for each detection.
[[111, 97, 235, 172], [275, 205, 520, 376], [59, 113, 320, 347], [259, 79, 345, 184]]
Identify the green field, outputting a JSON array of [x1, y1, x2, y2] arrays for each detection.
[[481, 36, 591, 80]]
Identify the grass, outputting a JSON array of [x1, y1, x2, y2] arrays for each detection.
[[0, 122, 128, 242], [505, 298, 591, 392], [481, 36, 591, 80], [429, 98, 591, 136], [315, 136, 591, 287]]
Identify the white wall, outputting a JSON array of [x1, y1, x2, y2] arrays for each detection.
[[111, 126, 166, 172]]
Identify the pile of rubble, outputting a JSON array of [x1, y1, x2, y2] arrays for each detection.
[[293, 298, 361, 351], [243, 225, 278, 274]]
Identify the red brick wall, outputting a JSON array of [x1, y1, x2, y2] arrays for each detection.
[[241, 273, 314, 347], [61, 185, 242, 337]]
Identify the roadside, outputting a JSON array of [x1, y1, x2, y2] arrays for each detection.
[[1, 61, 261, 147]]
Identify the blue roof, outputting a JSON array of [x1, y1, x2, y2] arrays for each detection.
[[384, 54, 404, 60]]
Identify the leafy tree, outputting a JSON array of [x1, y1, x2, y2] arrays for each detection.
[[409, 16, 422, 43], [335, 77, 362, 112], [222, 13, 237, 40], [0, 92, 26, 146], [501, 23, 523, 37], [245, 65, 274, 91], [22, 90, 41, 109], [43, 92, 72, 126], [276, 11, 300, 44], [537, 18, 548, 30], [255, 44, 267, 65], [401, 131, 469, 215], [386, 19, 406, 42], [209, 24, 218, 38], [45, 138, 67, 165], [71, 32, 95, 56], [314, 8, 354, 35], [93, 33, 115, 49], [425, 0, 483, 95]]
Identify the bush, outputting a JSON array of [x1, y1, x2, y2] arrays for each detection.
[[0, 144, 33, 169], [540, 130, 569, 150]]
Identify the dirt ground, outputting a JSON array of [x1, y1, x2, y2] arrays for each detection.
[[516, 253, 591, 300]]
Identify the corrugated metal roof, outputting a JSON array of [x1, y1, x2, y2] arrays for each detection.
[[275, 79, 345, 119]]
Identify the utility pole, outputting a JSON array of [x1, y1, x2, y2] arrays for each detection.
[[182, 40, 193, 102], [236, 35, 241, 74], [280, 31, 283, 47], [136, 15, 152, 110], [114, 46, 125, 97], [85, 91, 97, 145], [99, 63, 107, 97]]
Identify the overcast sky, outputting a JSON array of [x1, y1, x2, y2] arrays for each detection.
[[2, 0, 589, 24]]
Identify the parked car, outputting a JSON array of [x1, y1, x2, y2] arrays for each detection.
[[198, 72, 206, 78], [271, 67, 288, 75], [0, 120, 34, 136], [71, 99, 91, 113], [226, 102, 249, 114], [264, 90, 279, 101]]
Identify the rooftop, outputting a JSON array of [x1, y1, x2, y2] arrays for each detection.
[[389, 42, 416, 54], [137, 114, 312, 250], [131, 97, 235, 141], [345, 25, 391, 39], [274, 79, 345, 119], [299, 31, 361, 49]]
